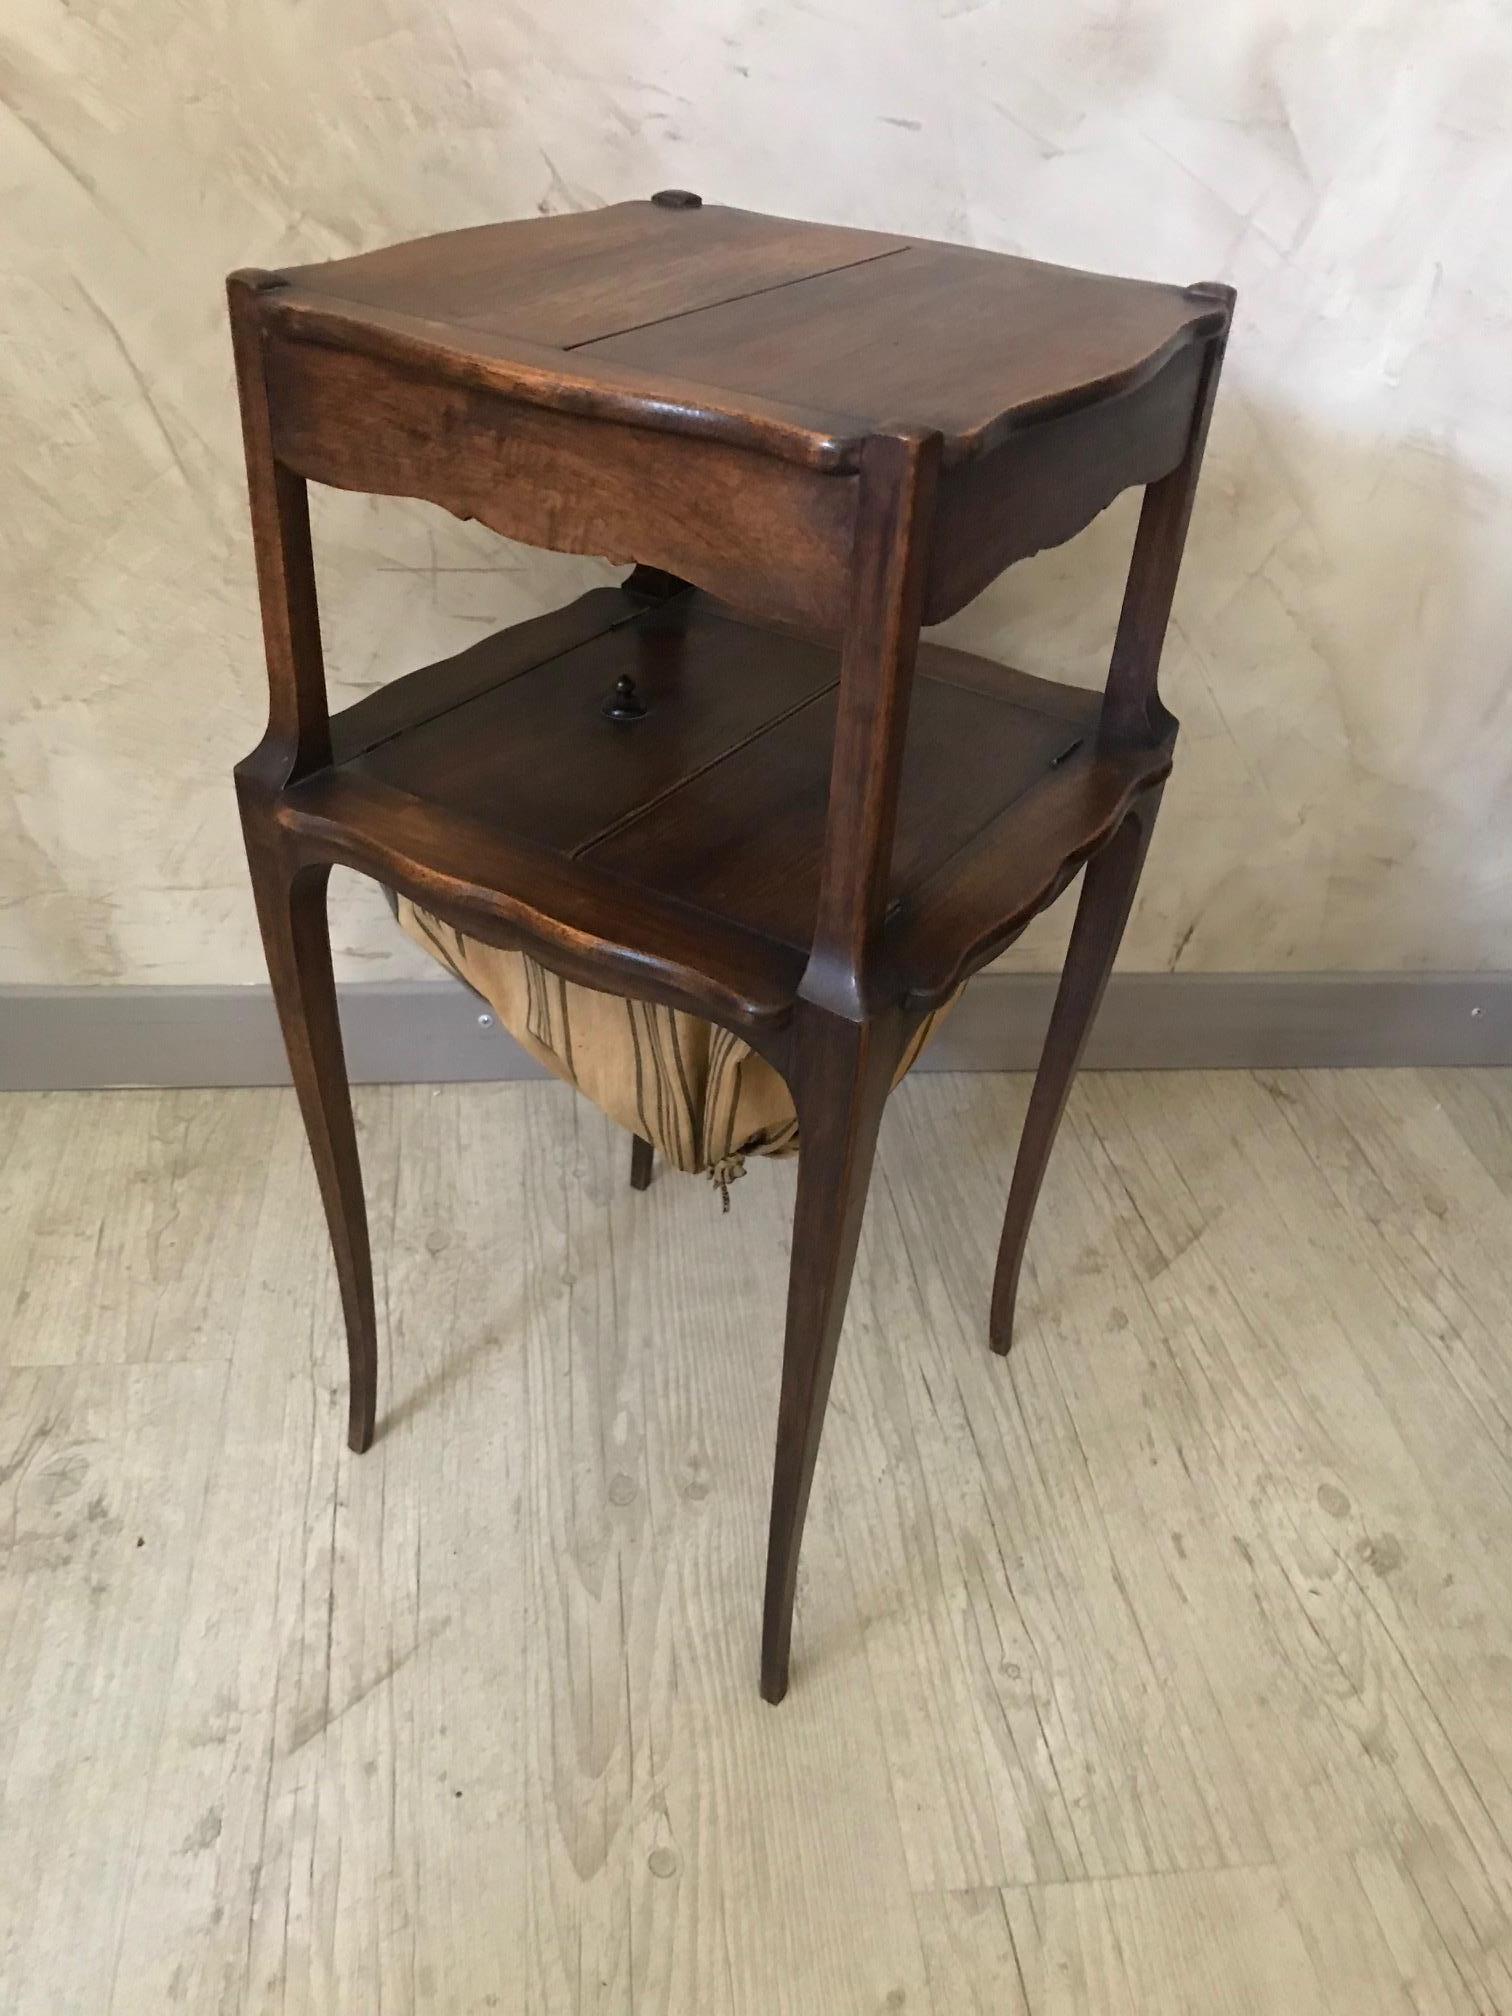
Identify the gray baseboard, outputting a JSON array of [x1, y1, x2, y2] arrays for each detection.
[[3, 972, 1511, 1092]]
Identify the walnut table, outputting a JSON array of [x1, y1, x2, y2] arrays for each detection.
[[228, 192, 1234, 1702]]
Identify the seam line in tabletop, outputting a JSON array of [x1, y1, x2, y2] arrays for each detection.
[[559, 243, 914, 354], [284, 770, 811, 1001], [267, 289, 876, 468], [331, 597, 649, 766], [570, 679, 842, 862]]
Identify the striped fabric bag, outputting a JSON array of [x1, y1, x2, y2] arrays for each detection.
[[395, 896, 951, 1204]]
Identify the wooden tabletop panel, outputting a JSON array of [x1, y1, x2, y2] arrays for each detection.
[[267, 198, 1225, 469]]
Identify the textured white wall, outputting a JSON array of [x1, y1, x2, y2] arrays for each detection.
[[4, 0, 1511, 985]]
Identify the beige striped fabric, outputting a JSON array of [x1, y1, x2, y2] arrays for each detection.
[[396, 896, 952, 1203]]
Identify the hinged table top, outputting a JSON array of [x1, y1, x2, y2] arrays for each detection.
[[254, 196, 1229, 471]]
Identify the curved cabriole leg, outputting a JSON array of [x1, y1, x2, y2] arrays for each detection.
[[243, 823, 378, 1451], [761, 1004, 903, 1703], [629, 1133, 654, 1191], [990, 786, 1165, 1358]]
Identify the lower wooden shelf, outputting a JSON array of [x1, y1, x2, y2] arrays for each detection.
[[279, 584, 1171, 1034]]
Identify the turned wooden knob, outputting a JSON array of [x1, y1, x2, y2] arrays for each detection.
[[602, 673, 648, 722], [651, 189, 702, 210]]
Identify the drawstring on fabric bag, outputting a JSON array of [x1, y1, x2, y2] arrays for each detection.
[[708, 1152, 747, 1212]]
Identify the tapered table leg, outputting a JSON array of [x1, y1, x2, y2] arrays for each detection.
[[242, 822, 377, 1451], [990, 787, 1163, 1357], [761, 1004, 903, 1702]]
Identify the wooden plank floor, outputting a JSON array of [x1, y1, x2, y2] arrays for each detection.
[[2, 1070, 1511, 2012]]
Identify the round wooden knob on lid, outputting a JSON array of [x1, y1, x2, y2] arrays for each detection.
[[602, 673, 648, 722]]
